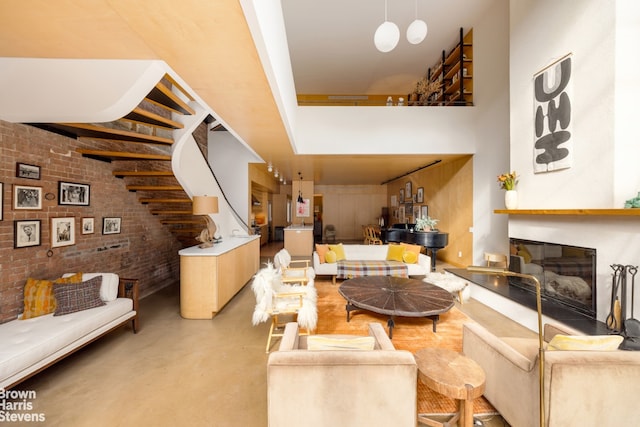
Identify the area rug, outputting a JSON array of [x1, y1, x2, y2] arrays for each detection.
[[313, 279, 497, 417]]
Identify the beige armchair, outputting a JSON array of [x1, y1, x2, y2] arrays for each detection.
[[463, 321, 640, 427], [267, 322, 417, 427]]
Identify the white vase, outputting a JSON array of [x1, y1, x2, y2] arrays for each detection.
[[504, 190, 518, 210]]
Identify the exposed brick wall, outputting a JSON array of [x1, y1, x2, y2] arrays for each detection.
[[0, 120, 183, 323]]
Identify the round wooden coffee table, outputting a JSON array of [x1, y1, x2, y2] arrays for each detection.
[[338, 276, 454, 337], [414, 347, 486, 427]]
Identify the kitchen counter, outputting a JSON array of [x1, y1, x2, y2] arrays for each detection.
[[284, 225, 314, 257]]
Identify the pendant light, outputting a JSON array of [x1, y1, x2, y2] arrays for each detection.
[[374, 0, 399, 53], [297, 172, 304, 203], [406, 0, 427, 44]]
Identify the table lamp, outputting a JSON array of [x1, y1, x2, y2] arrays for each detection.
[[193, 195, 219, 248], [466, 265, 545, 427]]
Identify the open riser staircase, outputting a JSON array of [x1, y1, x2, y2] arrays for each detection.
[[33, 76, 210, 247]]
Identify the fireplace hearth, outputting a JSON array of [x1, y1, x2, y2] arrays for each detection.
[[446, 238, 607, 334]]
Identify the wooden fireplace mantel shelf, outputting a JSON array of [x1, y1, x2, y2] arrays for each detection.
[[495, 208, 640, 216]]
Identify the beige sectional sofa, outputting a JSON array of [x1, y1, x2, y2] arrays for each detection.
[[0, 273, 138, 390], [463, 321, 640, 427], [267, 322, 417, 427]]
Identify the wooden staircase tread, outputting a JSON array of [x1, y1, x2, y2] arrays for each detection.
[[146, 82, 196, 115], [50, 123, 173, 145], [150, 210, 193, 215], [122, 107, 184, 129], [113, 170, 175, 177], [139, 198, 191, 204], [77, 149, 171, 161], [126, 185, 183, 191], [161, 220, 202, 224]]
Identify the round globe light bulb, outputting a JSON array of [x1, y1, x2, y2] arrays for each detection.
[[374, 21, 400, 53], [406, 19, 427, 45]]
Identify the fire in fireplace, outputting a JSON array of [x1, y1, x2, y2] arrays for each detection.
[[509, 238, 596, 318]]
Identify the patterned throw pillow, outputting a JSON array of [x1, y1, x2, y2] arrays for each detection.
[[22, 278, 55, 320], [53, 276, 105, 316], [21, 272, 84, 319]]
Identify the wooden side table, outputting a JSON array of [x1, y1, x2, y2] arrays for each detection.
[[414, 347, 486, 427]]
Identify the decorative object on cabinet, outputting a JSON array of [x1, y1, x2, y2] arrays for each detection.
[[534, 53, 573, 173], [58, 181, 90, 206], [13, 184, 42, 210], [51, 217, 75, 248], [16, 162, 40, 180], [14, 219, 41, 248], [193, 195, 219, 247], [103, 217, 122, 235], [82, 217, 95, 234]]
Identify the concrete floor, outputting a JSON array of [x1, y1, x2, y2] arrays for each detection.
[[8, 242, 529, 426]]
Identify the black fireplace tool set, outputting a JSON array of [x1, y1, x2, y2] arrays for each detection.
[[607, 264, 640, 350]]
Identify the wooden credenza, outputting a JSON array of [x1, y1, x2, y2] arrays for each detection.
[[179, 236, 260, 319]]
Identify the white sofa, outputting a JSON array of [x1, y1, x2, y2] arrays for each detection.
[[313, 244, 430, 284], [0, 273, 138, 390]]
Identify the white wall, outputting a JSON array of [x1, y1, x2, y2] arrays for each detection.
[[469, 0, 640, 329]]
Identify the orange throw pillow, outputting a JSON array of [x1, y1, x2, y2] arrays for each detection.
[[22, 272, 84, 319], [315, 244, 330, 263]]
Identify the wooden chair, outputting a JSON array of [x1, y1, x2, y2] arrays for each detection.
[[251, 262, 317, 352], [273, 248, 315, 286], [364, 225, 382, 245], [324, 224, 337, 243]]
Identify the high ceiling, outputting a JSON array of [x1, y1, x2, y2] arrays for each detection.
[[0, 0, 494, 186]]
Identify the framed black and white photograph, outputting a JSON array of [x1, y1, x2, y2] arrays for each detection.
[[103, 217, 121, 235], [82, 217, 95, 234], [399, 188, 404, 203], [13, 185, 42, 210], [417, 187, 424, 203], [413, 205, 420, 221], [51, 217, 75, 248], [421, 205, 429, 219], [58, 181, 90, 206], [14, 219, 41, 248], [16, 163, 41, 180], [405, 181, 412, 199]]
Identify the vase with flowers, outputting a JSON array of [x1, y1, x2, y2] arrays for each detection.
[[497, 171, 519, 209]]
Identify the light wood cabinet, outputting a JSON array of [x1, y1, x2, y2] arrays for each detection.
[[179, 237, 260, 319], [284, 226, 314, 257]]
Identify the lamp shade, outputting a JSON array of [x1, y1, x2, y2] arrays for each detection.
[[192, 196, 219, 215], [374, 21, 400, 52], [406, 19, 427, 44]]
